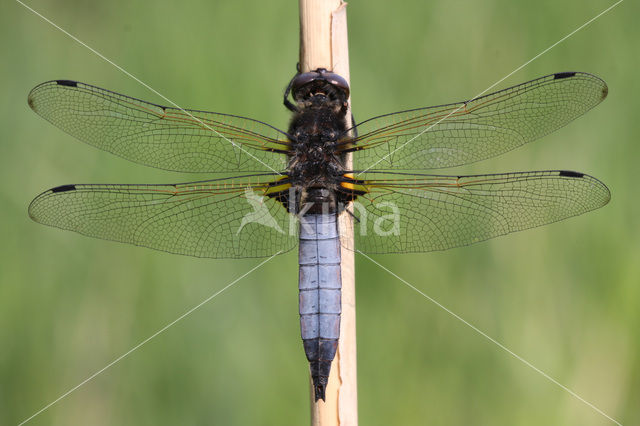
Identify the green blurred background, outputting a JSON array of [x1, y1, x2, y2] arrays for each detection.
[[2, 0, 638, 424]]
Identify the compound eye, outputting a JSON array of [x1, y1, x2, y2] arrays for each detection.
[[321, 72, 350, 97], [291, 71, 321, 94]]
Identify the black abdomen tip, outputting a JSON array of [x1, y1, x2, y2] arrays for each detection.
[[314, 383, 327, 401]]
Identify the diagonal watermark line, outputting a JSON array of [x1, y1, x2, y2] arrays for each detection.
[[16, 0, 283, 176], [357, 250, 622, 425], [357, 0, 623, 176], [17, 253, 281, 426]]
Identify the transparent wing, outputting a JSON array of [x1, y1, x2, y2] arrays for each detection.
[[28, 175, 298, 258], [346, 170, 610, 254], [345, 72, 607, 171], [28, 80, 290, 173]]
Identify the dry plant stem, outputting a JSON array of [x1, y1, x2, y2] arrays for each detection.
[[299, 0, 357, 425]]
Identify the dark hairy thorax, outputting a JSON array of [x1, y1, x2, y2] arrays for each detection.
[[287, 79, 350, 214]]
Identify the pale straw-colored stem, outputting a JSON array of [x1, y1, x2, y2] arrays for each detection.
[[298, 1, 357, 425]]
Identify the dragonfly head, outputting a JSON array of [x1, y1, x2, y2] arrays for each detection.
[[291, 68, 350, 109]]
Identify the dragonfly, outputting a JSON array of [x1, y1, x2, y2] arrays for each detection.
[[27, 70, 610, 401]]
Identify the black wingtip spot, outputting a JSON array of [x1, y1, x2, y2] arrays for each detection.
[[56, 80, 78, 87], [554, 72, 576, 80], [51, 184, 77, 193], [559, 170, 584, 178], [601, 84, 609, 100]]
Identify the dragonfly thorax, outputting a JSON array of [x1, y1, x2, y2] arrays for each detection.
[[287, 77, 350, 206]]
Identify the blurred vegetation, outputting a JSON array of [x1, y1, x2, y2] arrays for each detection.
[[1, 0, 638, 425]]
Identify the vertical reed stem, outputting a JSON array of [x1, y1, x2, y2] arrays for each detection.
[[298, 1, 357, 424]]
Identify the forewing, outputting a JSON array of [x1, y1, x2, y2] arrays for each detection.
[[347, 72, 607, 171], [348, 170, 610, 254], [29, 175, 298, 258], [28, 80, 290, 173]]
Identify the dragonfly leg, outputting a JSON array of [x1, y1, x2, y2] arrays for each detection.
[[283, 65, 300, 113]]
